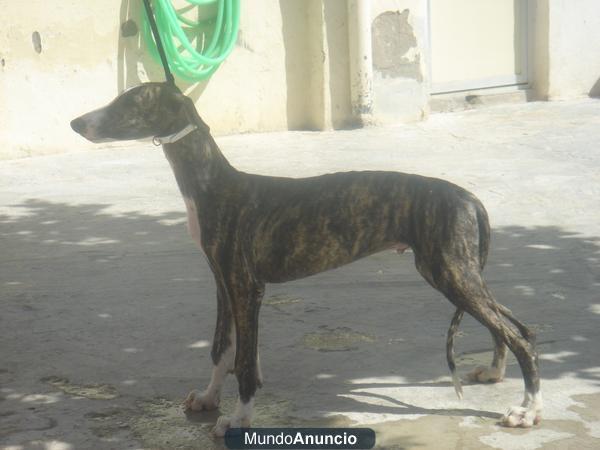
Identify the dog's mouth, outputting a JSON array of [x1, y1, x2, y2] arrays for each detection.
[[70, 117, 116, 143], [88, 137, 118, 143], [70, 116, 156, 144]]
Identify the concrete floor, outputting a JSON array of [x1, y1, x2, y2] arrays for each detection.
[[1, 99, 600, 450]]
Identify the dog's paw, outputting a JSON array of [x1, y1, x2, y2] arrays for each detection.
[[466, 365, 504, 383], [501, 406, 541, 427], [212, 414, 251, 437], [183, 389, 219, 412], [212, 415, 232, 437], [212, 398, 254, 437]]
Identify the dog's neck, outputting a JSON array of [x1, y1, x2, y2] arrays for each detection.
[[161, 103, 237, 199]]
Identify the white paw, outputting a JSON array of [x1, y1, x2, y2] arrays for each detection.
[[212, 415, 232, 437], [466, 365, 504, 383], [212, 397, 254, 437], [212, 414, 251, 437], [501, 405, 541, 427], [183, 389, 220, 411]]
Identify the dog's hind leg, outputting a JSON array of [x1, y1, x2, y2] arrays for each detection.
[[461, 195, 509, 383], [416, 252, 541, 427], [466, 327, 508, 384], [466, 303, 537, 384], [463, 289, 540, 427], [213, 279, 264, 437], [184, 283, 235, 412], [436, 196, 508, 389]]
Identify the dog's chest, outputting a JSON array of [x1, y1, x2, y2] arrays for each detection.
[[183, 196, 202, 248]]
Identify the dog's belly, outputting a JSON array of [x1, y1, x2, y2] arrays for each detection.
[[254, 229, 407, 283], [250, 197, 412, 282], [260, 242, 405, 283]]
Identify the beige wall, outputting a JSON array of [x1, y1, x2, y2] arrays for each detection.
[[430, 0, 527, 91], [1, 1, 122, 158], [0, 0, 354, 159], [542, 0, 600, 99], [2, 0, 600, 159]]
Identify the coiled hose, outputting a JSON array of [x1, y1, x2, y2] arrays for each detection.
[[142, 0, 240, 81]]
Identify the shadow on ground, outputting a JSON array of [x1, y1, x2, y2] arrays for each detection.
[[1, 199, 599, 449]]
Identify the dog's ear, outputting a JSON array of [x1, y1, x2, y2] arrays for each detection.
[[161, 88, 211, 134], [163, 90, 188, 113], [179, 94, 211, 134]]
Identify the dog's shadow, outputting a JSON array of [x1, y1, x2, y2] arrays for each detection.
[[3, 199, 599, 434], [184, 408, 222, 424], [331, 386, 502, 420]]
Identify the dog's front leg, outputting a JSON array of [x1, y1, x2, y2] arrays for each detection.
[[213, 280, 264, 437], [184, 283, 235, 411]]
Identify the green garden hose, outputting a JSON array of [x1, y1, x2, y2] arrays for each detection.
[[142, 0, 240, 81]]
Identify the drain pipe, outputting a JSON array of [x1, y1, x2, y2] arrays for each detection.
[[347, 0, 373, 125]]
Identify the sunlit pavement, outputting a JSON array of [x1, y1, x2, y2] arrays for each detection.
[[2, 99, 600, 449]]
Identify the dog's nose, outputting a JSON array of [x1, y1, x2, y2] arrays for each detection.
[[70, 117, 86, 134]]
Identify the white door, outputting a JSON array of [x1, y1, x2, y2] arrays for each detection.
[[429, 0, 528, 94]]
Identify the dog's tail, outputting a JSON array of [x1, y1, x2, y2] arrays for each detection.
[[446, 307, 464, 399], [474, 197, 491, 271]]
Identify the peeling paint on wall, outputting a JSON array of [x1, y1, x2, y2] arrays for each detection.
[[371, 9, 422, 82]]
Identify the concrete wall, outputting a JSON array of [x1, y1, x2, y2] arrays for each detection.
[[0, 1, 122, 158], [2, 0, 600, 159], [291, 0, 353, 131], [366, 0, 600, 118], [543, 0, 600, 99], [370, 0, 429, 123], [0, 0, 359, 159]]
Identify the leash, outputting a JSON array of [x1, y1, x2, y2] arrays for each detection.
[[142, 0, 176, 86], [141, 0, 240, 81]]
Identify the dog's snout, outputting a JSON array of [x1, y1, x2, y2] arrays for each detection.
[[70, 117, 86, 134]]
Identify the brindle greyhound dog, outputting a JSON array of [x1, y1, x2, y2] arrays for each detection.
[[71, 82, 541, 435]]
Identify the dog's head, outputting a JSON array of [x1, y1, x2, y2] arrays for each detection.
[[70, 82, 194, 143]]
